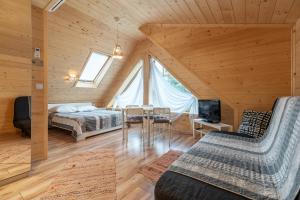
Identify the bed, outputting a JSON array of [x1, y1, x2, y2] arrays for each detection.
[[48, 103, 122, 141]]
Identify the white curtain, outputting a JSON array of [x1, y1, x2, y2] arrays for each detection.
[[149, 59, 198, 119], [113, 68, 143, 108]]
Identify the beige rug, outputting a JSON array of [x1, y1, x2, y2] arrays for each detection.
[[139, 150, 183, 182], [39, 149, 116, 200]]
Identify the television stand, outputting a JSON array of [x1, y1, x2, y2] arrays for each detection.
[[193, 119, 233, 139]]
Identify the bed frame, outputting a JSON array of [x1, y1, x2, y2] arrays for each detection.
[[48, 102, 122, 142]]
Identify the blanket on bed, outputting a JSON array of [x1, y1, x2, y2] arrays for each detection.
[[49, 109, 122, 137], [170, 97, 300, 200]]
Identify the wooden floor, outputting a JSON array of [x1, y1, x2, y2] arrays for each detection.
[[0, 133, 31, 186], [0, 127, 196, 200]]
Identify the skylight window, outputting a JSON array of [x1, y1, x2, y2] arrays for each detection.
[[79, 52, 109, 81], [75, 51, 112, 88]]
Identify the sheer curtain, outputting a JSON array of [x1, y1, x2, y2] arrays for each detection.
[[113, 68, 144, 108], [149, 59, 198, 120]]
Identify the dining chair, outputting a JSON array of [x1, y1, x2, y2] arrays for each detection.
[[152, 107, 172, 147], [124, 107, 145, 145], [125, 105, 140, 128]]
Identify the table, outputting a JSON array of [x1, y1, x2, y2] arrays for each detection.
[[193, 119, 233, 139], [122, 106, 154, 146]]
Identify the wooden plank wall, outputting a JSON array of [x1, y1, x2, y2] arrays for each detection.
[[47, 4, 137, 105], [31, 6, 48, 160], [293, 18, 300, 95], [0, 1, 32, 135], [141, 25, 292, 126]]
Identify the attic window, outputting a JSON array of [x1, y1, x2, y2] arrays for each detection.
[[75, 51, 112, 88], [153, 59, 190, 94]]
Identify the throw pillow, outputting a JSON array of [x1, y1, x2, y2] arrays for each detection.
[[238, 110, 272, 138], [50, 105, 77, 113], [77, 105, 97, 112]]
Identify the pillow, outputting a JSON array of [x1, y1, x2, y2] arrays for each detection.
[[238, 110, 272, 138], [50, 105, 77, 113], [77, 105, 97, 112]]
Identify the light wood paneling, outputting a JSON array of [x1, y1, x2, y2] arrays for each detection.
[[141, 24, 291, 125], [31, 6, 48, 161], [293, 18, 300, 95], [31, 0, 51, 9], [0, 0, 32, 134], [32, 0, 300, 41], [30, 0, 300, 111], [47, 4, 137, 105]]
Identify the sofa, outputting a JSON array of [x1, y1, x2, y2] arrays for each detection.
[[155, 97, 300, 200]]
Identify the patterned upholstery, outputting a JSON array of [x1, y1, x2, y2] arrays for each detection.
[[238, 110, 272, 138], [153, 116, 171, 123], [126, 115, 144, 123], [170, 97, 300, 200]]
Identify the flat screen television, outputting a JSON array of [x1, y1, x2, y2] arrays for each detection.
[[198, 99, 221, 123]]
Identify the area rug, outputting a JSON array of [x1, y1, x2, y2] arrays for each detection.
[[139, 150, 183, 182], [39, 149, 116, 200]]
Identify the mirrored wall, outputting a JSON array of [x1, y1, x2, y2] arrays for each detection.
[[0, 133, 31, 186], [0, 97, 31, 187]]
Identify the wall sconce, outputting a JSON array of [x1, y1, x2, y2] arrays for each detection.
[[65, 74, 78, 82]]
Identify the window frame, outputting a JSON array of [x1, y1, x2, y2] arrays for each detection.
[[75, 51, 113, 88]]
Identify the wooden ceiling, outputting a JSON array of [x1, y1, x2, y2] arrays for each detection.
[[32, 0, 300, 40], [30, 0, 300, 106]]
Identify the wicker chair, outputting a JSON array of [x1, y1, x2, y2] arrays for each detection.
[[124, 107, 145, 144], [152, 107, 172, 146]]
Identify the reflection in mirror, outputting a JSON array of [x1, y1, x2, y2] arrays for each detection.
[[0, 96, 31, 186]]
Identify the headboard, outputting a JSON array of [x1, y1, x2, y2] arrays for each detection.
[[48, 102, 93, 111]]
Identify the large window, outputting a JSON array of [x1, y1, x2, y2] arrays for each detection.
[[75, 51, 112, 88], [153, 59, 190, 93], [109, 60, 144, 108]]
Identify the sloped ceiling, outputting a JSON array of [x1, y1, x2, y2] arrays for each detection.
[[140, 24, 291, 115], [45, 4, 137, 104], [32, 0, 300, 44], [32, 0, 300, 29], [30, 0, 300, 106]]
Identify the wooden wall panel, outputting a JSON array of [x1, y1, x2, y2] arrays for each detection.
[[141, 25, 291, 126], [31, 6, 48, 161], [0, 0, 32, 134], [47, 5, 137, 105], [294, 18, 300, 95]]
